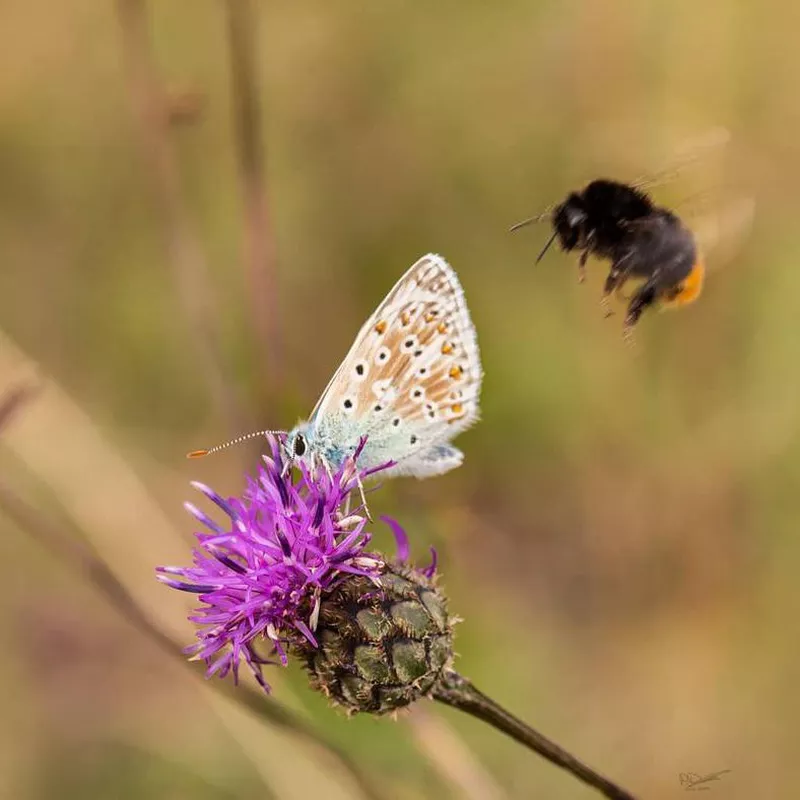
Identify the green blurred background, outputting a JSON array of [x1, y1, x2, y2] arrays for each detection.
[[1, 1, 798, 798]]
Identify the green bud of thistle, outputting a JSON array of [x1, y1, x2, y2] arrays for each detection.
[[295, 563, 456, 715]]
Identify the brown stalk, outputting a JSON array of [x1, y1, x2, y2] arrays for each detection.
[[224, 0, 283, 395], [433, 670, 640, 800], [116, 0, 246, 434]]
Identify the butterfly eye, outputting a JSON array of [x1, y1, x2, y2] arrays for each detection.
[[293, 433, 307, 457]]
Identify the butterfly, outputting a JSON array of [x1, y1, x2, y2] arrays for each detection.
[[191, 253, 483, 481]]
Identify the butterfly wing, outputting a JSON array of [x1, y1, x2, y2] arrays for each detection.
[[393, 443, 465, 477], [307, 253, 482, 474]]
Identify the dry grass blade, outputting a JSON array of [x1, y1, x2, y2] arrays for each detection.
[[407, 705, 507, 800], [0, 381, 40, 435], [0, 472, 386, 800]]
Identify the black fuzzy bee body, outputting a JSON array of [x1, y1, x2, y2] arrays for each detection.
[[518, 178, 705, 337], [552, 179, 654, 258]]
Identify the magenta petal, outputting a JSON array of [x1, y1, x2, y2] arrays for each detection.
[[158, 434, 438, 696], [422, 546, 438, 579], [157, 435, 390, 694], [381, 516, 410, 563]]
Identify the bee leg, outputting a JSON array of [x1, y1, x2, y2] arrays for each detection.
[[577, 230, 595, 283], [622, 321, 637, 348], [601, 270, 623, 318], [623, 282, 658, 343], [578, 250, 589, 284]]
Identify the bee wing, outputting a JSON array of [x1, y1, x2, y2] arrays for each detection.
[[691, 195, 756, 270], [512, 128, 730, 231], [632, 127, 731, 193]]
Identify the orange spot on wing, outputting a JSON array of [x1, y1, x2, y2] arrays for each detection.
[[663, 259, 705, 308], [374, 320, 387, 334], [437, 322, 448, 334], [449, 365, 463, 380], [448, 402, 467, 424], [425, 312, 436, 322], [441, 342, 454, 355], [400, 312, 410, 326]]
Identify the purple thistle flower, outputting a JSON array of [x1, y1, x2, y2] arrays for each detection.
[[156, 437, 638, 799], [157, 436, 423, 693]]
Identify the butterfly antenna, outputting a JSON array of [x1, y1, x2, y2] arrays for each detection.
[[534, 228, 560, 264], [187, 429, 286, 458], [509, 206, 552, 232]]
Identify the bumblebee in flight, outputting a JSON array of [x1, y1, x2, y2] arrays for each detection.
[[511, 178, 705, 340]]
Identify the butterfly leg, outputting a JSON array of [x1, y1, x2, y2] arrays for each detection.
[[355, 471, 372, 522], [334, 456, 372, 521]]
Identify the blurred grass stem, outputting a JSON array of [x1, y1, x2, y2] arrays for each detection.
[[0, 407, 385, 800], [433, 671, 639, 800], [0, 381, 40, 432], [116, 0, 246, 434], [224, 0, 284, 394], [407, 706, 507, 800]]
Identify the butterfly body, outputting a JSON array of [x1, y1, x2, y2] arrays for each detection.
[[285, 254, 482, 478]]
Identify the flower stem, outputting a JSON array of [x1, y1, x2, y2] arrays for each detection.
[[432, 671, 639, 800]]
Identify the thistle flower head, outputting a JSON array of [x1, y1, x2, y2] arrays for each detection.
[[157, 436, 447, 707]]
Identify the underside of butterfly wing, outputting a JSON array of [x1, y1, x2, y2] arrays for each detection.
[[304, 253, 483, 474]]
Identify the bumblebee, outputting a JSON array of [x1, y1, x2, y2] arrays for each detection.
[[511, 178, 705, 339]]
